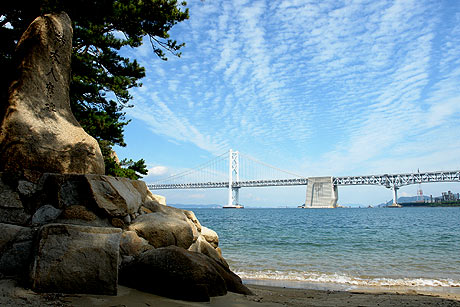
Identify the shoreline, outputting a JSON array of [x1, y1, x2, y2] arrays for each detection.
[[243, 278, 460, 296], [2, 278, 460, 307]]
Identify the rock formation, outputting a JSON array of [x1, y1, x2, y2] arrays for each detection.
[[0, 12, 104, 174], [0, 171, 251, 300], [0, 12, 251, 302]]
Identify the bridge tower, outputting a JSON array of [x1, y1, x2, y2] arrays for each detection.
[[225, 149, 242, 208]]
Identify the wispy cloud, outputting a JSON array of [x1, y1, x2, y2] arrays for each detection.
[[122, 0, 460, 180]]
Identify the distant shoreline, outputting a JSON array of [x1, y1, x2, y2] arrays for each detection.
[[397, 202, 460, 207]]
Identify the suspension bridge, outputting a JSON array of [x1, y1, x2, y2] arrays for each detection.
[[147, 150, 460, 208]]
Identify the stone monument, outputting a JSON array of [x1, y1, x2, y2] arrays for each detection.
[[0, 12, 104, 174]]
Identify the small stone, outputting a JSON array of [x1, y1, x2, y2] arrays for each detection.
[[17, 180, 37, 196], [31, 205, 62, 225]]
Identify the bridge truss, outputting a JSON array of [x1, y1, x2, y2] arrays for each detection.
[[333, 170, 460, 188]]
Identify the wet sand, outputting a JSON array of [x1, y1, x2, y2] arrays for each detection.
[[2, 278, 460, 306]]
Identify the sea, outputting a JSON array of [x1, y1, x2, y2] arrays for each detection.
[[192, 207, 460, 294]]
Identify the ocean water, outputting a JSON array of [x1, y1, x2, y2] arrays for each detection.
[[192, 207, 460, 292]]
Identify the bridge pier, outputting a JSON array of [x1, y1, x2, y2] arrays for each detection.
[[225, 149, 243, 208], [303, 177, 338, 208], [392, 185, 398, 205]]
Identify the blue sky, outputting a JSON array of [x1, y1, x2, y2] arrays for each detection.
[[115, 0, 460, 207]]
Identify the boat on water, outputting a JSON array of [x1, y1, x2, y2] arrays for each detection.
[[222, 204, 244, 209], [387, 203, 402, 208]]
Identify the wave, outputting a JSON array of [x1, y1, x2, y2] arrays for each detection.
[[234, 270, 460, 288]]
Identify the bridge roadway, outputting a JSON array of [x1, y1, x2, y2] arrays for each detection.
[[147, 170, 460, 190]]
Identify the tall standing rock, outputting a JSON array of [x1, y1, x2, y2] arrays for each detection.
[[0, 12, 104, 175]]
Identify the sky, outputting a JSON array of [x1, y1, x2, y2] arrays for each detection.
[[115, 0, 460, 207]]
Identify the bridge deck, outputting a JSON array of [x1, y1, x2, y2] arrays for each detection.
[[147, 170, 460, 190]]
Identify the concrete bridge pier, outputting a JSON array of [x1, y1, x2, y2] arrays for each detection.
[[392, 184, 399, 205], [304, 177, 338, 208]]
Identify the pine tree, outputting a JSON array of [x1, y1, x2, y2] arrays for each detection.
[[0, 0, 189, 179]]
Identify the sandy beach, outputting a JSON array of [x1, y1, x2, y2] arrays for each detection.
[[2, 278, 460, 307]]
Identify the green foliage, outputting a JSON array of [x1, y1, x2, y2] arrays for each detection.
[[100, 140, 148, 180], [0, 0, 188, 178]]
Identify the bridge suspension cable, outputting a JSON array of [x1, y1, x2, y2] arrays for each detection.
[[148, 149, 306, 189], [151, 151, 228, 185]]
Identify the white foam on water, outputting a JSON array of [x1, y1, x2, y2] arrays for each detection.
[[234, 270, 460, 288]]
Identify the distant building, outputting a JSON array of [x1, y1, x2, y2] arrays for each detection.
[[439, 191, 459, 202]]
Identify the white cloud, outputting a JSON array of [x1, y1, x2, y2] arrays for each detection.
[[148, 166, 169, 176]]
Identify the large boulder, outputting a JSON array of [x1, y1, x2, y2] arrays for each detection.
[[128, 212, 194, 249], [119, 246, 252, 302], [0, 12, 104, 175], [30, 224, 121, 295], [0, 223, 36, 277]]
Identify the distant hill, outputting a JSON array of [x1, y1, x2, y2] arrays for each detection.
[[169, 204, 222, 209]]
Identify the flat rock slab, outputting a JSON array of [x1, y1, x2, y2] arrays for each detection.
[[31, 223, 121, 295]]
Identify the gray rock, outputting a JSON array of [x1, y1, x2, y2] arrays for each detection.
[[131, 180, 164, 204], [0, 223, 36, 277], [142, 200, 190, 221], [30, 223, 121, 295], [123, 214, 131, 224], [17, 180, 37, 196], [128, 212, 194, 249], [0, 12, 104, 174], [0, 178, 30, 225], [87, 175, 143, 217], [31, 205, 62, 225], [119, 246, 252, 302], [0, 179, 22, 209]]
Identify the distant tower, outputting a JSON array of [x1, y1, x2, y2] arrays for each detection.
[[416, 168, 423, 202]]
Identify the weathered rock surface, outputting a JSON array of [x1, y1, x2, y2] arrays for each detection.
[[119, 230, 153, 257], [0, 178, 30, 225], [0, 223, 36, 277], [147, 193, 166, 206], [119, 246, 252, 302], [189, 235, 228, 268], [30, 223, 121, 295], [31, 205, 62, 225], [201, 225, 219, 248], [0, 12, 104, 175], [87, 175, 143, 217], [128, 213, 194, 249]]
